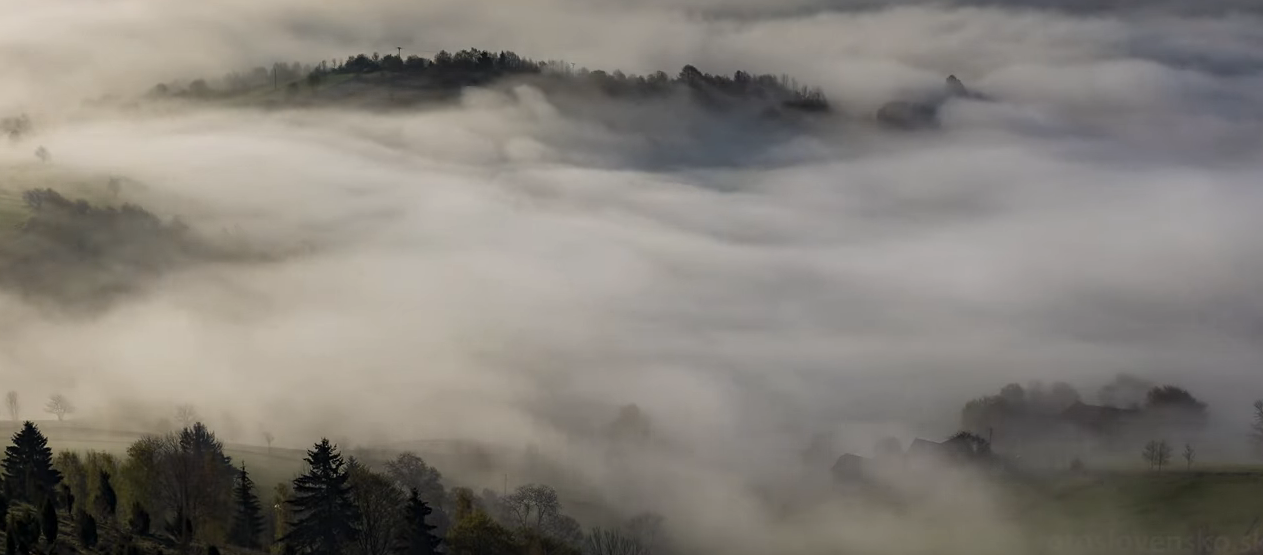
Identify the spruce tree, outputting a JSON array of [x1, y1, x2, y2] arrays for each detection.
[[395, 488, 441, 555], [97, 470, 117, 520], [77, 512, 97, 548], [1, 422, 61, 505], [282, 439, 360, 555], [39, 498, 56, 547], [128, 502, 150, 535], [227, 463, 264, 548]]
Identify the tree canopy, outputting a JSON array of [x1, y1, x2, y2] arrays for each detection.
[[1, 422, 61, 506], [283, 438, 361, 555]]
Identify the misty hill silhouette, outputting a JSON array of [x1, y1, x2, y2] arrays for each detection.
[[0, 187, 260, 308], [148, 47, 832, 118]]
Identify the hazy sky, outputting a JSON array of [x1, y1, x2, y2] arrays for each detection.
[[0, 0, 1262, 551]]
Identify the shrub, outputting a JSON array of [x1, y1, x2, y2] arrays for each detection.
[[78, 512, 98, 548]]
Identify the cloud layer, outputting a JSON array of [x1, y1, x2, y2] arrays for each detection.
[[2, 0, 1263, 551]]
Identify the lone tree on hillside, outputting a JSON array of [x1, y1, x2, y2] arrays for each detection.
[[2, 422, 62, 506], [228, 464, 265, 549], [283, 439, 360, 555], [5, 391, 18, 421], [395, 488, 442, 555], [1143, 440, 1173, 471], [44, 395, 72, 421], [175, 404, 198, 429]]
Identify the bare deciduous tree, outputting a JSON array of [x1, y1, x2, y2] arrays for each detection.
[[348, 465, 405, 555], [384, 452, 445, 507], [1183, 443, 1195, 470], [585, 527, 649, 555], [1252, 400, 1263, 457], [502, 484, 581, 543], [45, 394, 73, 421], [1143, 440, 1173, 471], [503, 484, 559, 531], [5, 391, 18, 421], [175, 404, 198, 429]]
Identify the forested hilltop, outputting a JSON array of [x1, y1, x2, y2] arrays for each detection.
[[145, 48, 831, 116]]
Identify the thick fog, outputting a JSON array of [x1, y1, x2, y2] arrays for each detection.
[[1, 0, 1263, 552]]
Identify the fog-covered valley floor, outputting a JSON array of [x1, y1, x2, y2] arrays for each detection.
[[2, 0, 1263, 553]]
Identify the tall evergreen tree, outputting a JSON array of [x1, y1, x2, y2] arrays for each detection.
[[77, 512, 97, 548], [39, 498, 56, 548], [1, 422, 61, 505], [395, 488, 441, 555], [97, 470, 117, 520], [282, 439, 360, 555], [227, 464, 264, 548]]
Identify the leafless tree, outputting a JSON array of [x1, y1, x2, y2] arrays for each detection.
[[502, 484, 581, 543], [129, 425, 234, 546], [1183, 443, 1196, 470], [262, 431, 274, 455], [503, 484, 560, 530], [1143, 440, 1173, 471], [1252, 400, 1263, 457], [585, 527, 649, 555], [348, 465, 405, 555], [384, 452, 445, 506], [45, 394, 73, 421], [5, 391, 18, 421], [1157, 441, 1173, 470], [175, 404, 198, 429]]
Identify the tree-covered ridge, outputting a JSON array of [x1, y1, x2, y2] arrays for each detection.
[[152, 47, 830, 114], [0, 187, 195, 306]]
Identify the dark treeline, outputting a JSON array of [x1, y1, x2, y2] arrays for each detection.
[[959, 374, 1211, 465], [0, 420, 665, 555], [151, 47, 829, 115]]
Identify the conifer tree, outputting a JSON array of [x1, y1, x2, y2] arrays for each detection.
[[98, 470, 117, 520], [228, 463, 264, 548], [39, 498, 56, 548], [1, 422, 61, 505], [128, 502, 150, 536], [58, 484, 73, 517], [77, 512, 97, 548], [395, 488, 441, 555], [282, 439, 360, 555]]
